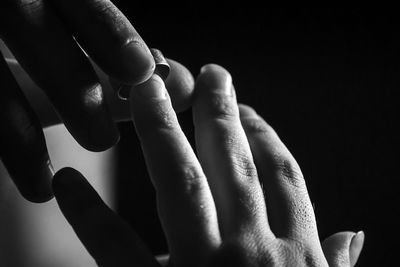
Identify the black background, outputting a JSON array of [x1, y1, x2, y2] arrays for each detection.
[[112, 7, 399, 266]]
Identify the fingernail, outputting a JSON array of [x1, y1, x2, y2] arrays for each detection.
[[239, 105, 258, 118], [199, 64, 232, 96], [132, 74, 167, 100], [350, 230, 365, 267], [119, 41, 155, 84]]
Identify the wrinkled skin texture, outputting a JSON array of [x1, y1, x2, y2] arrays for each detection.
[[52, 65, 364, 267]]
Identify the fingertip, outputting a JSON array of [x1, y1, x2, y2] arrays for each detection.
[[52, 167, 83, 196], [199, 64, 229, 76], [322, 231, 356, 247], [68, 123, 120, 153], [9, 157, 55, 203], [53, 167, 99, 215], [238, 104, 258, 118], [20, 160, 54, 203], [65, 85, 121, 152], [113, 41, 155, 85], [322, 231, 358, 267], [86, 116, 120, 152], [350, 231, 365, 267], [196, 64, 232, 94]]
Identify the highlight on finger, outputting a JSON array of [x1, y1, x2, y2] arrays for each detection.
[[193, 64, 271, 239]]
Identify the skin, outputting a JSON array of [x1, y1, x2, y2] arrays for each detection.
[[0, 0, 194, 202], [52, 65, 364, 266], [0, 2, 365, 265]]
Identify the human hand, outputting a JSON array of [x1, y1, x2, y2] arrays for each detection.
[[52, 64, 364, 266], [0, 1, 194, 202]]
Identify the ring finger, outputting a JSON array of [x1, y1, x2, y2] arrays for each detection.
[[239, 104, 320, 244]]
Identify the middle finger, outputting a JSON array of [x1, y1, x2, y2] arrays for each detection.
[[130, 74, 220, 266], [192, 64, 272, 239]]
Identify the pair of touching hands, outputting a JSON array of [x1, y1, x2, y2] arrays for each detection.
[[54, 65, 364, 266], [0, 0, 364, 266], [0, 0, 192, 202]]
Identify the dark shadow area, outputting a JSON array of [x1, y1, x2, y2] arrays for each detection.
[[115, 7, 399, 266]]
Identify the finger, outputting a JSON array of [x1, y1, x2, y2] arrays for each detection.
[[239, 104, 318, 242], [107, 58, 195, 121], [50, 0, 155, 84], [53, 167, 159, 267], [322, 231, 364, 267], [0, 53, 53, 202], [192, 64, 271, 239], [0, 1, 119, 151], [164, 59, 195, 113], [349, 231, 365, 266], [130, 74, 220, 266]]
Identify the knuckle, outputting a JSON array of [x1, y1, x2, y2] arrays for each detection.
[[179, 165, 206, 195], [207, 93, 237, 122], [153, 108, 177, 132], [231, 155, 258, 182], [241, 117, 273, 135], [159, 164, 206, 197], [136, 102, 178, 135], [271, 155, 305, 189]]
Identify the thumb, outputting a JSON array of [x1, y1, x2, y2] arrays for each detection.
[[322, 231, 365, 267]]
